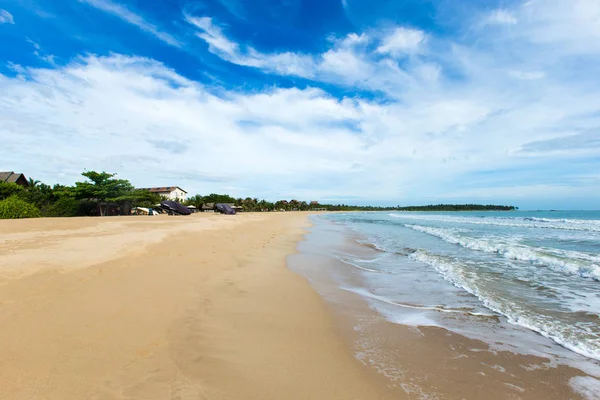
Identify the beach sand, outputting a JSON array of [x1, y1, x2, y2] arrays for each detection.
[[2, 212, 595, 400], [0, 213, 394, 400]]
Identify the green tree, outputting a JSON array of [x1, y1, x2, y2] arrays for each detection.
[[73, 171, 133, 216], [114, 189, 162, 208], [51, 184, 76, 198], [20, 183, 54, 211], [27, 177, 41, 187], [44, 197, 81, 217], [241, 197, 259, 212], [0, 196, 41, 219], [185, 194, 204, 209], [0, 182, 24, 200], [202, 193, 237, 204]]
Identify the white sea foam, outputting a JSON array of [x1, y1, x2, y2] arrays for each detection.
[[337, 257, 390, 274], [342, 286, 496, 319], [390, 213, 600, 233], [569, 376, 600, 400], [355, 239, 388, 252], [409, 250, 600, 361], [405, 224, 600, 281], [345, 256, 386, 264]]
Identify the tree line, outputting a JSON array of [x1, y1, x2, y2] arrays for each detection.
[[396, 204, 517, 211], [185, 195, 410, 212], [0, 171, 163, 218], [0, 170, 517, 219]]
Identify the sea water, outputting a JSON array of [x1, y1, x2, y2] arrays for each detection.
[[301, 211, 600, 376]]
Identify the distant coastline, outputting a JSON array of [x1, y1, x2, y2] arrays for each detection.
[[395, 204, 517, 212], [0, 169, 517, 217]]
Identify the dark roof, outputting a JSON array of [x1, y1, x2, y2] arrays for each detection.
[[0, 172, 12, 182], [138, 186, 187, 194], [0, 171, 29, 186]]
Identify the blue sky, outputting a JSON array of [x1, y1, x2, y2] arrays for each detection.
[[1, 0, 600, 209]]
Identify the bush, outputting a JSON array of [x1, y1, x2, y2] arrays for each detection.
[[0, 196, 41, 219], [0, 182, 24, 200], [43, 197, 81, 217]]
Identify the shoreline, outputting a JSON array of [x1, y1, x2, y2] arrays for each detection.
[[289, 214, 600, 399], [3, 212, 598, 399], [0, 212, 393, 399]]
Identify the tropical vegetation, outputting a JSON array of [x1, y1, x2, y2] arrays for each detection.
[[0, 195, 41, 219], [0, 170, 517, 219], [0, 171, 162, 218]]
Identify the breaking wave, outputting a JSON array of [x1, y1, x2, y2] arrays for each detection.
[[389, 213, 600, 233], [405, 224, 600, 281], [409, 249, 600, 361]]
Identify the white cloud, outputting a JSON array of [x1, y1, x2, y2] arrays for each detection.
[[510, 70, 546, 80], [3, 0, 600, 205], [78, 0, 180, 47], [173, 2, 600, 204], [185, 16, 239, 56], [336, 32, 369, 47], [484, 10, 518, 25], [26, 38, 56, 65], [0, 9, 14, 24], [376, 27, 426, 56], [184, 19, 430, 94], [510, 0, 600, 53], [0, 56, 373, 199], [185, 15, 317, 78], [2, 49, 600, 204], [320, 48, 373, 82]]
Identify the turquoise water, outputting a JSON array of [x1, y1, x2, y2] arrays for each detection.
[[320, 211, 600, 362]]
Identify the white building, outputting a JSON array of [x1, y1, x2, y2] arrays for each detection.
[[140, 186, 187, 202]]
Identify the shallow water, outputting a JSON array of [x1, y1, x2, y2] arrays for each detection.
[[324, 211, 600, 361], [290, 211, 600, 397]]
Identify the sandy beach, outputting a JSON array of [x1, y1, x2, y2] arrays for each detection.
[[0, 212, 393, 400], [2, 212, 598, 400]]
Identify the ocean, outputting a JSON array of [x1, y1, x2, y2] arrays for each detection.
[[290, 210, 600, 398]]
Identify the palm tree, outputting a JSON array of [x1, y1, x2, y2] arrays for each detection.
[[28, 178, 40, 188], [186, 194, 204, 208]]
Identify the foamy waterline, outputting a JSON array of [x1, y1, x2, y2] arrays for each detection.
[[323, 211, 600, 365], [337, 257, 393, 274], [343, 286, 496, 318], [390, 213, 600, 233], [410, 249, 600, 361], [570, 376, 600, 400], [405, 224, 600, 281]]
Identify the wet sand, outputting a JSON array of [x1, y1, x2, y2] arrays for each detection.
[[288, 217, 599, 400], [0, 213, 394, 400]]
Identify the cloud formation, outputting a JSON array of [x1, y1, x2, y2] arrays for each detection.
[[0, 9, 14, 24], [484, 10, 518, 26], [2, 0, 600, 207], [376, 27, 426, 56]]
